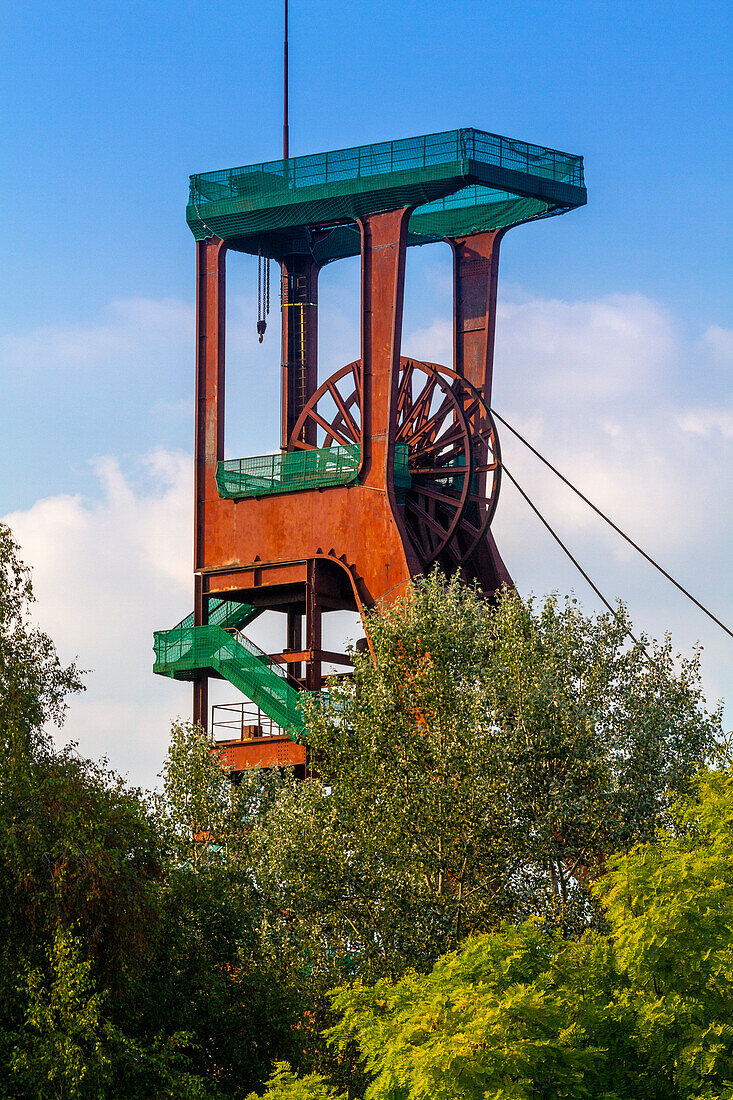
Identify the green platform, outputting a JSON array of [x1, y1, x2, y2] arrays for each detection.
[[216, 443, 411, 500], [187, 126, 586, 261]]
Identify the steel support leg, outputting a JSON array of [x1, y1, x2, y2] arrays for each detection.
[[305, 562, 322, 691], [450, 230, 512, 593], [358, 208, 411, 494], [193, 575, 209, 731], [450, 230, 504, 396], [287, 608, 303, 683], [193, 235, 227, 731]]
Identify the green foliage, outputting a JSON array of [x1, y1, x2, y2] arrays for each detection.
[[259, 573, 718, 985], [10, 927, 117, 1098], [594, 768, 733, 1097], [328, 768, 733, 1100], [329, 925, 622, 1100], [0, 527, 726, 1099], [0, 522, 83, 752], [0, 528, 299, 1097], [0, 718, 302, 1097], [244, 1061, 348, 1100], [203, 574, 718, 1089]]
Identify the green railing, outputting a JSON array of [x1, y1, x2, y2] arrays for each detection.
[[190, 127, 584, 207], [172, 597, 260, 633], [217, 444, 360, 499], [186, 127, 586, 254], [216, 443, 411, 501], [153, 624, 305, 736]]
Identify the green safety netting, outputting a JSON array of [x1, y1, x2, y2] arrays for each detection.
[[172, 596, 261, 633], [153, 624, 305, 736], [216, 443, 411, 500], [187, 127, 586, 259]]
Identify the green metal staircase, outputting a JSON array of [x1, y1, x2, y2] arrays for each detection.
[[153, 599, 306, 737]]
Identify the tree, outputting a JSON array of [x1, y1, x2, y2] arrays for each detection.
[[0, 528, 297, 1098], [152, 721, 303, 1093], [595, 767, 733, 1097], [0, 724, 301, 1098], [0, 522, 83, 754], [324, 767, 733, 1100], [246, 572, 719, 995], [244, 1062, 348, 1100]]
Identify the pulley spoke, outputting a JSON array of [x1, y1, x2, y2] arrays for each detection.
[[411, 483, 462, 508], [289, 354, 501, 571], [406, 399, 456, 451], [398, 375, 437, 441], [307, 409, 353, 448], [396, 360, 415, 419], [328, 381, 360, 442], [412, 466, 467, 478], [406, 499, 452, 539]]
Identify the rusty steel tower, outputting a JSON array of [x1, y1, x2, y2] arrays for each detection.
[[154, 126, 586, 772]]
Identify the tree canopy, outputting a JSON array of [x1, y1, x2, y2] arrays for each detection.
[[322, 768, 733, 1100], [0, 524, 300, 1098], [0, 526, 726, 1098], [243, 572, 720, 994], [0, 522, 83, 753]]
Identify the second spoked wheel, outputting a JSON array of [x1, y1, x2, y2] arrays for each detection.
[[290, 356, 501, 572]]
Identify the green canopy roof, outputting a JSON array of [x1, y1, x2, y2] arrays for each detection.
[[187, 127, 586, 262]]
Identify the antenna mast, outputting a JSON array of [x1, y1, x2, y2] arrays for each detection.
[[283, 0, 289, 159]]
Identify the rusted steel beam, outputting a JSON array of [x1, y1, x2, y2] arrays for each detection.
[[194, 236, 227, 572], [449, 230, 512, 594], [193, 573, 208, 729], [212, 736, 306, 771], [286, 608, 303, 681], [275, 649, 354, 667], [358, 207, 408, 492], [305, 560, 323, 690], [449, 230, 504, 398], [193, 236, 227, 730]]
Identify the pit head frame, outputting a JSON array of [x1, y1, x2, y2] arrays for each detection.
[[186, 126, 586, 728]]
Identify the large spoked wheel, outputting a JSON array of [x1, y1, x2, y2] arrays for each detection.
[[290, 357, 501, 571]]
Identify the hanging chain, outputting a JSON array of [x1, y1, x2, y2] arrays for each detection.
[[257, 246, 270, 343]]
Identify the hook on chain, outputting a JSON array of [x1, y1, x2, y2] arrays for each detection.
[[257, 246, 270, 343]]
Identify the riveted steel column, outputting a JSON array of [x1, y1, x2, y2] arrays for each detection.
[[450, 229, 512, 594], [358, 208, 412, 495], [450, 229, 505, 398], [305, 561, 322, 691], [193, 235, 226, 730]]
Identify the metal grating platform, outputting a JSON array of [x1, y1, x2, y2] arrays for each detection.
[[187, 126, 586, 261]]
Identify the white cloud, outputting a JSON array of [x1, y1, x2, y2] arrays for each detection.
[[3, 451, 194, 787], [702, 325, 733, 363], [2, 446, 311, 787], [0, 297, 192, 375], [494, 293, 678, 402], [677, 407, 733, 439]]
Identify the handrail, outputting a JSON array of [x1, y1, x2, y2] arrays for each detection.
[[189, 126, 584, 208]]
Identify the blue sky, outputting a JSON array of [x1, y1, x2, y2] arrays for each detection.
[[1, 1, 731, 783]]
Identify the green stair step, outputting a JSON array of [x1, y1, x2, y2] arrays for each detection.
[[153, 619, 305, 739]]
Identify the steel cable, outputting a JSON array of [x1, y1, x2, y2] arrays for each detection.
[[500, 463, 652, 662], [492, 408, 733, 641]]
